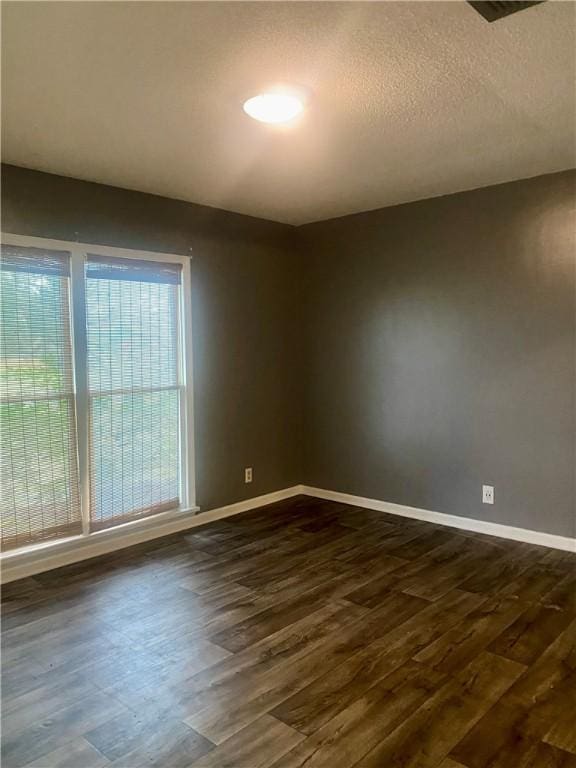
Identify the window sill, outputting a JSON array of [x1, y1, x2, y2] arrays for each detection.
[[1, 505, 201, 582]]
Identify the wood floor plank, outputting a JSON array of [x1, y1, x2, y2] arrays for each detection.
[[104, 600, 368, 724], [0, 690, 128, 768], [458, 548, 536, 596], [185, 591, 427, 743], [236, 558, 349, 601], [177, 579, 254, 605], [0, 578, 46, 617], [1, 656, 50, 702], [488, 603, 574, 665], [23, 739, 111, 768], [269, 660, 446, 768], [533, 744, 576, 768], [209, 563, 399, 653], [483, 736, 576, 768], [271, 589, 484, 735], [345, 537, 493, 606], [106, 721, 213, 768], [413, 595, 528, 674], [542, 706, 576, 755], [343, 559, 428, 608], [85, 710, 213, 765], [352, 651, 525, 768], [114, 589, 280, 650], [450, 617, 576, 768], [501, 560, 569, 603], [541, 572, 576, 614], [189, 715, 304, 767], [2, 497, 575, 768], [386, 527, 457, 561], [1, 672, 101, 735], [403, 545, 502, 602]]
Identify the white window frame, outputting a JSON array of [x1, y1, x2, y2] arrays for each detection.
[[0, 232, 198, 563]]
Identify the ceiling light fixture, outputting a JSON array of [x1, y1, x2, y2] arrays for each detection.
[[243, 91, 304, 124]]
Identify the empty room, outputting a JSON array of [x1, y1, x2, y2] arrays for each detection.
[[1, 1, 575, 767]]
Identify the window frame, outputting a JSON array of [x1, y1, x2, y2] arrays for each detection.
[[1, 232, 197, 555]]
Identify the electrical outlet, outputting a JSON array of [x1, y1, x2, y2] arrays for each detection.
[[244, 467, 253, 484], [482, 485, 494, 505]]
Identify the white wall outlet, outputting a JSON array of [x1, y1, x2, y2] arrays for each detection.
[[482, 485, 494, 505], [244, 467, 253, 484]]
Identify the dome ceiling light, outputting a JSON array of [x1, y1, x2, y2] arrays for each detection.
[[243, 91, 305, 124]]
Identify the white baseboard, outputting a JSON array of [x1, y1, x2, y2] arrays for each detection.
[[300, 485, 576, 553], [3, 483, 573, 583], [0, 486, 302, 584]]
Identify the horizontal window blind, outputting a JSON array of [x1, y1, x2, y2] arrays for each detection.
[[85, 255, 182, 285], [1, 245, 82, 549], [1, 238, 192, 554], [85, 254, 182, 530]]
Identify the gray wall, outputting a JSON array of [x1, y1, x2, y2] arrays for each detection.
[[300, 171, 575, 537], [1, 164, 303, 512], [3, 164, 574, 537]]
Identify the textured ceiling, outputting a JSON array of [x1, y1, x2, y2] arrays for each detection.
[[2, 1, 575, 225]]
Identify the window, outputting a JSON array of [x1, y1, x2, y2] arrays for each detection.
[[1, 246, 82, 549], [1, 236, 195, 553]]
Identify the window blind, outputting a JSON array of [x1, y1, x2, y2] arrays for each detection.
[[85, 254, 182, 285], [85, 254, 182, 530], [1, 245, 82, 549]]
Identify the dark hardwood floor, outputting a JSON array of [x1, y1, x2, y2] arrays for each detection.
[[2, 495, 575, 768]]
